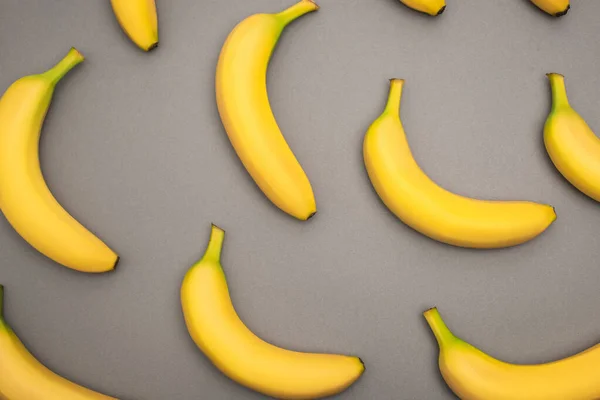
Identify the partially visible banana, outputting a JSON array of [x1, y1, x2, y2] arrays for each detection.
[[544, 73, 600, 202], [0, 284, 117, 399], [181, 224, 365, 399], [398, 0, 446, 16], [0, 48, 118, 273], [110, 0, 159, 51], [216, 0, 317, 221], [529, 0, 570, 17], [424, 307, 600, 400], [363, 79, 556, 248]]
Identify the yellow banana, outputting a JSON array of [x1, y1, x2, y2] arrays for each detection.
[[110, 0, 158, 51], [0, 285, 117, 399], [544, 73, 600, 202], [216, 0, 317, 221], [181, 224, 365, 399], [398, 0, 446, 16], [363, 79, 556, 248], [0, 48, 118, 273], [529, 0, 570, 17], [424, 307, 600, 400]]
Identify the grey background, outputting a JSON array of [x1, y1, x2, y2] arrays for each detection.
[[1, 0, 599, 399]]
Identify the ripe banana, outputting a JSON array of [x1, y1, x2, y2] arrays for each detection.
[[110, 0, 158, 51], [544, 73, 600, 202], [424, 307, 600, 400], [216, 0, 317, 221], [529, 0, 570, 17], [398, 0, 446, 16], [363, 79, 556, 248], [0, 48, 118, 273], [0, 285, 117, 399], [181, 224, 365, 399]]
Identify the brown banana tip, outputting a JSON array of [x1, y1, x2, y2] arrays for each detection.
[[147, 42, 159, 52], [113, 256, 120, 270], [358, 357, 365, 370], [555, 4, 570, 17], [436, 5, 446, 16], [306, 211, 317, 220]]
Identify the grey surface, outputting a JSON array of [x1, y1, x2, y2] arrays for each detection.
[[1, 0, 600, 398]]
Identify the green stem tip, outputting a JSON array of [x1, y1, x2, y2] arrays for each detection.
[[42, 47, 84, 85], [384, 78, 404, 115], [199, 224, 225, 264], [277, 0, 319, 26], [423, 307, 456, 348], [547, 73, 570, 110]]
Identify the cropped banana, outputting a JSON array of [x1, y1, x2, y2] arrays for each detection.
[[363, 79, 556, 248], [216, 0, 317, 220], [424, 307, 600, 400], [544, 73, 600, 202], [0, 285, 117, 399], [181, 224, 365, 399], [110, 0, 158, 51], [0, 48, 118, 273], [529, 0, 570, 17], [398, 0, 446, 16]]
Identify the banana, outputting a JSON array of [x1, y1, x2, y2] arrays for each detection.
[[529, 0, 570, 17], [0, 48, 118, 273], [216, 0, 317, 221], [0, 285, 117, 399], [424, 307, 600, 400], [398, 0, 446, 16], [363, 79, 556, 248], [110, 0, 158, 51], [544, 73, 600, 202], [181, 224, 365, 399]]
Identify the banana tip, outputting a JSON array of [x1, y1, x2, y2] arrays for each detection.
[[146, 42, 159, 52], [113, 256, 120, 271], [436, 5, 446, 16], [306, 211, 317, 220], [555, 4, 570, 17]]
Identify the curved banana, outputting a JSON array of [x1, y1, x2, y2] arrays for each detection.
[[398, 0, 446, 16], [110, 0, 158, 51], [0, 285, 117, 399], [363, 79, 556, 248], [529, 0, 570, 17], [181, 224, 365, 399], [0, 48, 118, 273], [424, 307, 600, 400], [216, 0, 317, 221], [544, 73, 600, 202]]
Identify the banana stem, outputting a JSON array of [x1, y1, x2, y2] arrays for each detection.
[[547, 73, 570, 110], [424, 307, 455, 348], [200, 224, 226, 264], [42, 47, 85, 85], [277, 0, 319, 26], [384, 79, 404, 115]]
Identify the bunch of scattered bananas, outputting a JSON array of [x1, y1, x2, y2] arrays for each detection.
[[3, 0, 600, 399]]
